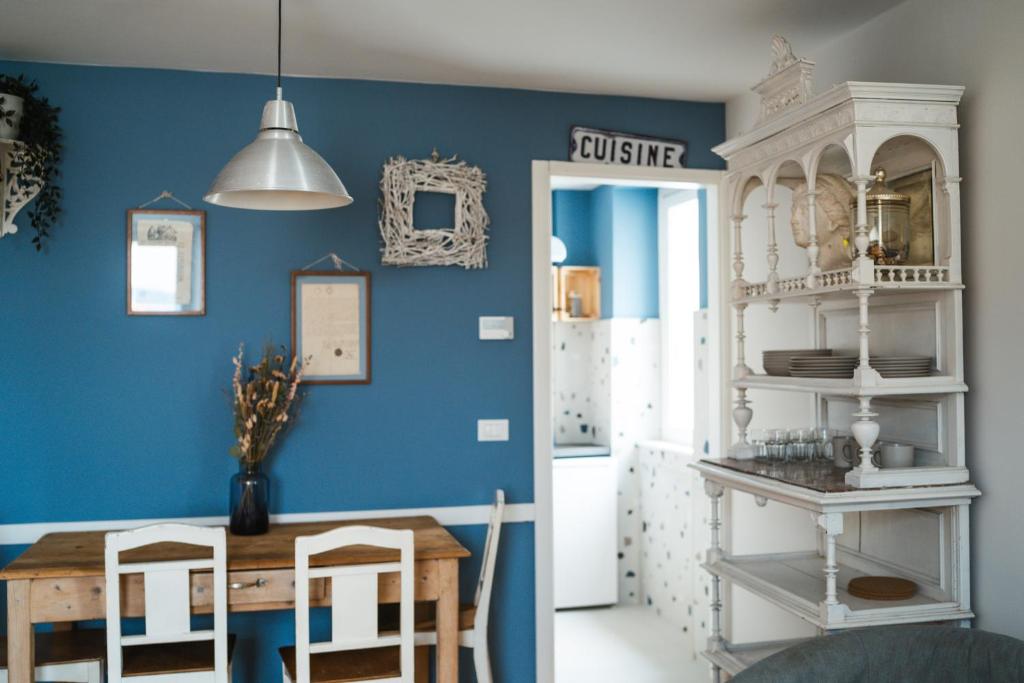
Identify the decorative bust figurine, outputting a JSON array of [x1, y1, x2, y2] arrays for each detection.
[[787, 174, 855, 271]]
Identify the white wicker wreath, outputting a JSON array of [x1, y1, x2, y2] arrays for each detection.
[[378, 151, 490, 269]]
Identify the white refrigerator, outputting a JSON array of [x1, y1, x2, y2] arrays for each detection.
[[552, 446, 618, 609]]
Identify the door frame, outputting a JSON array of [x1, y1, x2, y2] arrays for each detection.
[[531, 160, 728, 681]]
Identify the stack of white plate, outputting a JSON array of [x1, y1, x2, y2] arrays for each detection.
[[871, 356, 934, 378], [763, 349, 832, 376], [789, 355, 858, 378]]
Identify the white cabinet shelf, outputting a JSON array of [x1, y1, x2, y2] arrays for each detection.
[[735, 265, 962, 306], [705, 551, 973, 631], [734, 373, 967, 398], [692, 460, 979, 513], [702, 638, 811, 677]]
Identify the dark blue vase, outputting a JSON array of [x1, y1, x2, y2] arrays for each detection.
[[229, 462, 270, 535]]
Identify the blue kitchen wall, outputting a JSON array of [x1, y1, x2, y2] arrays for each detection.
[[0, 60, 724, 681], [551, 190, 594, 266], [591, 186, 617, 318], [552, 186, 660, 318], [608, 187, 659, 318]]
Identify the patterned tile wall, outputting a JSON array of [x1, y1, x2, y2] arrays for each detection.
[[552, 321, 603, 444], [608, 319, 662, 603], [638, 442, 709, 660], [552, 318, 662, 604]]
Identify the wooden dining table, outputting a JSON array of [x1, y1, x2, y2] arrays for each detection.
[[0, 515, 470, 683]]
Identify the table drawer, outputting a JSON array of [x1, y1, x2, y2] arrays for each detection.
[[193, 569, 323, 608]]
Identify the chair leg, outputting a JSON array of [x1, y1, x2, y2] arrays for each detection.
[[414, 646, 430, 683], [282, 660, 292, 682], [473, 643, 493, 683]]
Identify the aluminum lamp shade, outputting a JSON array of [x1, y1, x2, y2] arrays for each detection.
[[205, 97, 352, 210]]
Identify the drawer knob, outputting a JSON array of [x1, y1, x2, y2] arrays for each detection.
[[229, 578, 268, 590]]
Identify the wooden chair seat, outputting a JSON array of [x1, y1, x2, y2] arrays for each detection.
[[379, 602, 477, 633], [279, 645, 400, 683], [0, 629, 106, 668], [121, 634, 236, 677]]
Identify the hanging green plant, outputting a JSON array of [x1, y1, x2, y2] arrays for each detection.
[[0, 74, 63, 250]]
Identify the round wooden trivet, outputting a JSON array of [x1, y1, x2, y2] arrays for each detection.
[[848, 576, 917, 601]]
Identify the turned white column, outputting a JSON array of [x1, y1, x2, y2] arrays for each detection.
[[731, 213, 748, 299], [855, 288, 873, 372], [805, 190, 821, 288], [764, 201, 780, 293], [733, 387, 753, 447], [850, 285, 881, 473], [817, 513, 845, 607], [853, 177, 871, 258], [733, 303, 753, 379], [704, 479, 726, 678], [852, 396, 881, 474]]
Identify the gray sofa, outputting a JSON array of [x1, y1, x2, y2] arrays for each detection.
[[732, 625, 1024, 683]]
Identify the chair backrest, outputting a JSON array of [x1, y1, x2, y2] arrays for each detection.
[[294, 525, 415, 683], [104, 523, 229, 683], [473, 490, 506, 634]]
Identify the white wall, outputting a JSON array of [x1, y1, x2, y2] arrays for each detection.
[[727, 0, 1024, 639]]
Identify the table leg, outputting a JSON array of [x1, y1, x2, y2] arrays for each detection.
[[414, 645, 430, 683], [436, 558, 459, 683], [7, 579, 35, 683]]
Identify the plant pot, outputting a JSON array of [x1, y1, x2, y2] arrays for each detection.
[[0, 92, 23, 140], [229, 462, 270, 535]]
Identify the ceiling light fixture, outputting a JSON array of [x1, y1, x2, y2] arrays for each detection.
[[204, 0, 352, 210]]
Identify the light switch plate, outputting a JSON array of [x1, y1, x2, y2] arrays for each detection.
[[477, 419, 510, 442], [479, 316, 514, 340]]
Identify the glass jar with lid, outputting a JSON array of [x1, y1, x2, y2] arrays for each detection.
[[851, 168, 911, 264]]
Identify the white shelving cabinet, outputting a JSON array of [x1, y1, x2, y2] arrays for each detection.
[[693, 38, 977, 681]]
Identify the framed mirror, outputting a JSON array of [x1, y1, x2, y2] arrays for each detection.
[[126, 209, 206, 316]]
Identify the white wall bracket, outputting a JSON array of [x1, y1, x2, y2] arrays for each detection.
[[1, 139, 43, 239]]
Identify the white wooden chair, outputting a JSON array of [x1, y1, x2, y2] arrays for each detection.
[[405, 489, 505, 683], [0, 629, 105, 683], [279, 525, 416, 683], [104, 523, 233, 682]]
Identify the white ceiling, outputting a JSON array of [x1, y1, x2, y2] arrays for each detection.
[[0, 0, 902, 101]]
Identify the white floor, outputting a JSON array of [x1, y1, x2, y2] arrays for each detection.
[[555, 605, 711, 683]]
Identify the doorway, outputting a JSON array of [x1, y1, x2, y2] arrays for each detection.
[[531, 161, 726, 682]]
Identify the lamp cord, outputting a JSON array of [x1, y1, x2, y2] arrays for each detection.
[[276, 0, 282, 91]]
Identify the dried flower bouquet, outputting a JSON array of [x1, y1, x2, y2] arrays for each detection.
[[230, 343, 304, 466]]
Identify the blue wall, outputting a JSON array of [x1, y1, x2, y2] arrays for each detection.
[[0, 60, 724, 681], [607, 187, 659, 318], [551, 190, 594, 266], [552, 186, 660, 319]]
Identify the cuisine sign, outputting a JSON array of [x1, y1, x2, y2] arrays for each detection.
[[569, 126, 688, 169]]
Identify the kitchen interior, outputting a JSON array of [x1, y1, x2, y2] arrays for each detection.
[[549, 180, 712, 681]]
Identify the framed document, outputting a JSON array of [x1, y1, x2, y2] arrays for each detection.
[[127, 209, 206, 315], [291, 271, 371, 384]]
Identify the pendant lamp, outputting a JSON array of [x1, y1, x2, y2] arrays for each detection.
[[204, 0, 352, 210]]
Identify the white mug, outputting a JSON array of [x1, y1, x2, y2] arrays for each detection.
[[876, 443, 915, 469]]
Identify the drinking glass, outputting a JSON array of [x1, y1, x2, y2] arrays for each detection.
[[766, 428, 788, 461], [749, 429, 769, 461], [814, 428, 836, 461], [788, 428, 813, 462]]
